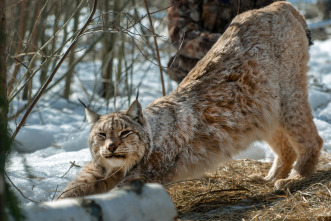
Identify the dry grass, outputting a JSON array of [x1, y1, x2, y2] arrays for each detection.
[[167, 152, 331, 221]]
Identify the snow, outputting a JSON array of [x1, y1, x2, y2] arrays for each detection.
[[6, 36, 331, 207], [14, 183, 177, 221]]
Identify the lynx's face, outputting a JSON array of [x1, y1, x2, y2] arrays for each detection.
[[83, 100, 151, 174]]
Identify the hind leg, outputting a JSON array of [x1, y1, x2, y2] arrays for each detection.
[[250, 128, 297, 183], [274, 97, 323, 189]]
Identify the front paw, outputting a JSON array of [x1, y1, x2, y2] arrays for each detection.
[[274, 175, 302, 190], [117, 175, 145, 188]]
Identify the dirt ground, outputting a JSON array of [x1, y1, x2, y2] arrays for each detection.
[[167, 152, 331, 221]]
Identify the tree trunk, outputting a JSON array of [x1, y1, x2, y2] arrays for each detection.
[[39, 1, 61, 85], [101, 0, 119, 99], [22, 0, 42, 102], [0, 0, 7, 219], [63, 0, 81, 100], [7, 0, 25, 95]]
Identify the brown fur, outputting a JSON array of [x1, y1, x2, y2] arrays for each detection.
[[59, 2, 322, 198]]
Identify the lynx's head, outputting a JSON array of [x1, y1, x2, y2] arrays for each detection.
[[83, 100, 152, 174]]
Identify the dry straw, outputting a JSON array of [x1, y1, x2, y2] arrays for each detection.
[[167, 152, 331, 220]]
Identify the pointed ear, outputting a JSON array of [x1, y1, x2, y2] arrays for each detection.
[[85, 108, 100, 126], [126, 100, 143, 125], [78, 99, 100, 126]]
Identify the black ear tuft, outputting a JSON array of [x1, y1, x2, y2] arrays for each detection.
[[136, 88, 139, 101], [126, 100, 143, 125], [78, 99, 87, 108]]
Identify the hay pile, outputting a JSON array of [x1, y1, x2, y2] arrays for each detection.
[[167, 152, 331, 220]]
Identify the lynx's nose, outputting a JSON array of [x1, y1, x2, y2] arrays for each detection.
[[107, 143, 117, 153]]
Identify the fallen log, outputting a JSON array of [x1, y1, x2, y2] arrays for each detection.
[[11, 180, 177, 221]]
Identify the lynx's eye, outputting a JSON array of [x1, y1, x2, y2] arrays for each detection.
[[120, 130, 132, 138], [98, 133, 106, 139]]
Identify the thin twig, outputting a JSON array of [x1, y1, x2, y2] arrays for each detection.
[[11, 57, 32, 75], [52, 185, 59, 201], [91, 4, 173, 30], [5, 171, 38, 203], [114, 67, 117, 112], [61, 161, 81, 178], [11, 51, 51, 59], [129, 35, 168, 68], [11, 0, 98, 142], [143, 0, 165, 96]]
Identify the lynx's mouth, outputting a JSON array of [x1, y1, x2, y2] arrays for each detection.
[[103, 154, 126, 159]]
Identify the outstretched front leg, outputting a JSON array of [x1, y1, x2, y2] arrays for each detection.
[[58, 162, 124, 199]]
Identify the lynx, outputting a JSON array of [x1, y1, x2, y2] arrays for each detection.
[[59, 2, 323, 199]]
